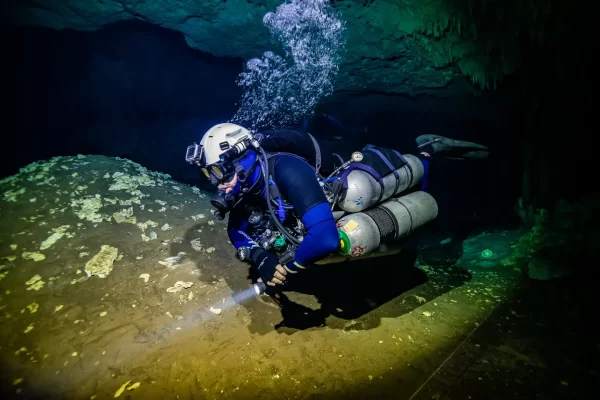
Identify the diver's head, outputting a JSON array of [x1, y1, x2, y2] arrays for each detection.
[[185, 123, 252, 183], [185, 123, 260, 218]]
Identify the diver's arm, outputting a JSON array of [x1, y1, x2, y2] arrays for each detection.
[[273, 155, 340, 270], [293, 202, 339, 269]]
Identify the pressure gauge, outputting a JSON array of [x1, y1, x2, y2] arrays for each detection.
[[351, 151, 363, 162]]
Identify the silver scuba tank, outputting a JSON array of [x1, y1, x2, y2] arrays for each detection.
[[337, 191, 438, 257], [337, 154, 424, 213]]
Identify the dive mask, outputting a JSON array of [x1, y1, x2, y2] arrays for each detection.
[[185, 143, 234, 183], [201, 162, 236, 185]]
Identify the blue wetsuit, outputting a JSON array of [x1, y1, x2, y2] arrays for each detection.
[[227, 152, 340, 270]]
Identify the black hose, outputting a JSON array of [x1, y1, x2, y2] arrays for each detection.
[[257, 146, 301, 246]]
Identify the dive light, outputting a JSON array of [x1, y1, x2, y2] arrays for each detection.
[[252, 247, 296, 295]]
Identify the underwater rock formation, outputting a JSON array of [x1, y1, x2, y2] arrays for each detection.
[[502, 197, 600, 280], [0, 154, 241, 349], [0, 154, 234, 281], [3, 0, 560, 95]]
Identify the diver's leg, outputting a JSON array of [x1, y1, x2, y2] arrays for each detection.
[[417, 151, 431, 191]]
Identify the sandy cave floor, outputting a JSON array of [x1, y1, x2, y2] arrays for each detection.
[[0, 155, 595, 399]]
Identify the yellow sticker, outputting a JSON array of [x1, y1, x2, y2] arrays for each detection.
[[343, 219, 359, 232]]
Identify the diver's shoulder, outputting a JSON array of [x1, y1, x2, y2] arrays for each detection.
[[272, 152, 311, 168]]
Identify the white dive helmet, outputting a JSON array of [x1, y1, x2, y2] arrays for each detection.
[[200, 123, 252, 166]]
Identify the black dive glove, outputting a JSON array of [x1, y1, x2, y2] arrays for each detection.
[[250, 247, 280, 285]]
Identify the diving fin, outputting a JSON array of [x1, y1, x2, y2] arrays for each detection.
[[416, 134, 489, 160]]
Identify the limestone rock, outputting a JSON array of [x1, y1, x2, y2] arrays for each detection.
[[85, 245, 119, 278], [2, 0, 558, 94]]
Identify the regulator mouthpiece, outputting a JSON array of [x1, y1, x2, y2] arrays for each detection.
[[211, 190, 234, 220]]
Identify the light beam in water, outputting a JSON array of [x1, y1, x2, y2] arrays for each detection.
[[158, 286, 262, 336], [231, 285, 262, 304]]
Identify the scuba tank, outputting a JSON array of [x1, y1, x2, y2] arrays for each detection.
[[336, 154, 425, 213], [337, 191, 438, 258]]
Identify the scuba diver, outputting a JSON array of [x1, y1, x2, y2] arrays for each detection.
[[185, 123, 488, 293]]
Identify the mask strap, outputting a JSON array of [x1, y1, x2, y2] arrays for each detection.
[[232, 150, 259, 184]]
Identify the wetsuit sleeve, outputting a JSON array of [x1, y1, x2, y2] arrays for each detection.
[[273, 155, 340, 267], [295, 202, 340, 267], [226, 206, 257, 250]]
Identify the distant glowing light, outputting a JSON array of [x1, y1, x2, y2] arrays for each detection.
[[481, 249, 494, 258]]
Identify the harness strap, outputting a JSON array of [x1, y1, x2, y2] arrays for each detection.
[[340, 163, 383, 190], [392, 150, 414, 188], [265, 155, 298, 210], [341, 162, 386, 204], [365, 147, 401, 194]]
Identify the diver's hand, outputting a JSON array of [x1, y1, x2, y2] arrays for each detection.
[[268, 264, 288, 286], [250, 248, 287, 286], [217, 173, 238, 194]]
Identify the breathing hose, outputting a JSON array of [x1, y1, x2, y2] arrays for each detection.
[[256, 145, 301, 246]]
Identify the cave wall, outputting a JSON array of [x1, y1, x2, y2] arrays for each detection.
[[509, 1, 593, 214], [2, 22, 243, 185], [2, 0, 567, 96], [2, 17, 523, 231], [2, 0, 592, 219]]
